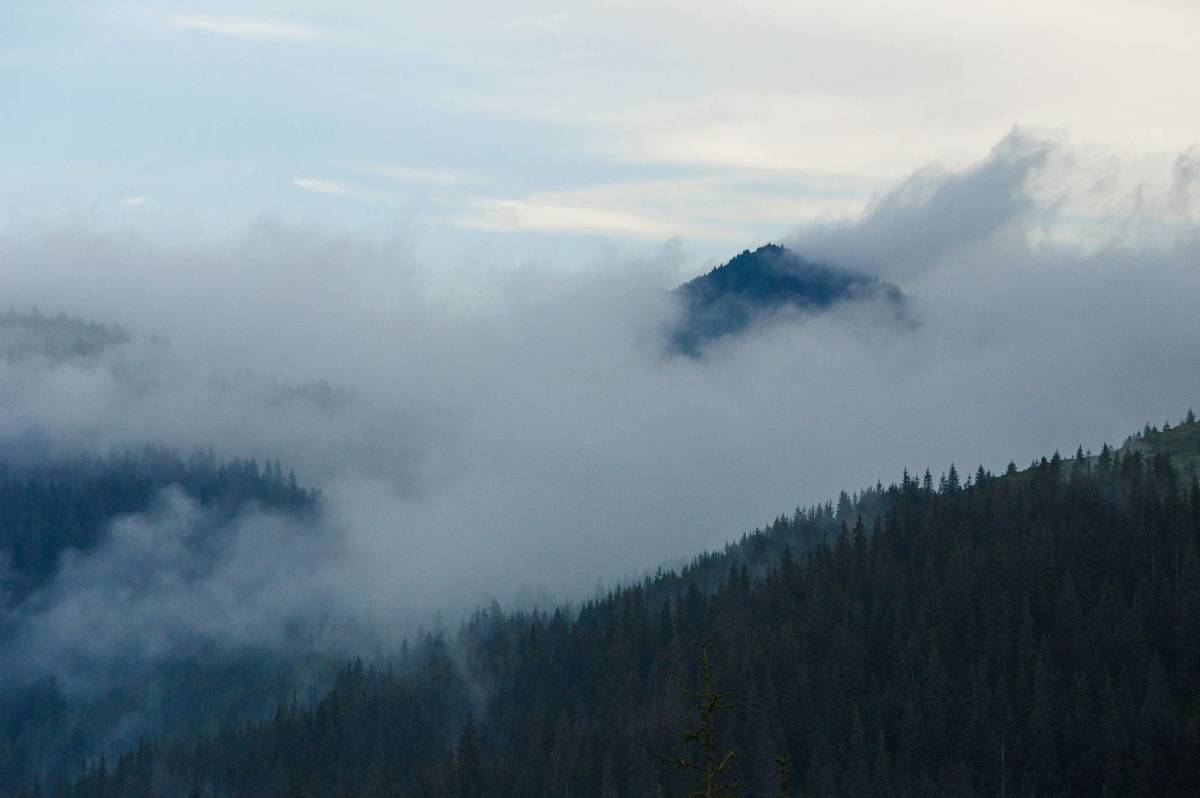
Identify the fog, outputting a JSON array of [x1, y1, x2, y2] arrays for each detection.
[[2, 131, 1200, 695]]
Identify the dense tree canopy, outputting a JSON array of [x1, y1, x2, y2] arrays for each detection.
[[22, 419, 1200, 797], [0, 445, 316, 596], [0, 446, 319, 789]]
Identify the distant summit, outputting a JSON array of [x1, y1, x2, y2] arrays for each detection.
[[669, 243, 905, 355]]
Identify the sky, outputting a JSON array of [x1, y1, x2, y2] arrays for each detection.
[[3, 0, 1200, 719], [4, 0, 1199, 268]]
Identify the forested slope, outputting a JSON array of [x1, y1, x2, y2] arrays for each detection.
[[28, 416, 1200, 797], [0, 446, 317, 596], [0, 447, 320, 789]]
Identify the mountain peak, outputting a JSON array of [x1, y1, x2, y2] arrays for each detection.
[[668, 243, 904, 355]]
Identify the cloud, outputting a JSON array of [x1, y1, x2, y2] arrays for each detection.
[[1169, 149, 1200, 218], [365, 164, 477, 186], [291, 177, 392, 204], [169, 15, 327, 41], [450, 175, 869, 245], [457, 198, 686, 239], [786, 130, 1056, 278], [119, 196, 148, 207], [12, 0, 1198, 264], [2, 489, 338, 691], [3, 134, 1200, 728]]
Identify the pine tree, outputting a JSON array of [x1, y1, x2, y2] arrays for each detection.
[[665, 635, 742, 798]]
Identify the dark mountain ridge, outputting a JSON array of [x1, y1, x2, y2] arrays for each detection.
[[670, 243, 906, 355]]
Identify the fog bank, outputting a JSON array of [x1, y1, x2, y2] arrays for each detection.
[[2, 132, 1200, 691]]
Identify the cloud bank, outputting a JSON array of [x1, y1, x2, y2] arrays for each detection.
[[2, 133, 1200, 698]]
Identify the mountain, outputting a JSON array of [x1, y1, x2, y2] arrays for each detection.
[[29, 411, 1200, 798], [0, 310, 130, 364], [0, 446, 317, 597], [669, 244, 906, 355], [0, 448, 321, 789]]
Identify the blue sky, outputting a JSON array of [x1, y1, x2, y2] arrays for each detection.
[[4, 0, 1199, 272]]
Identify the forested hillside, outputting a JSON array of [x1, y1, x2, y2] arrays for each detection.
[[0, 446, 317, 597], [27, 417, 1200, 797], [0, 447, 320, 789]]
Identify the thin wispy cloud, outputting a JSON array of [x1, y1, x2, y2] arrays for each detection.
[[169, 15, 326, 41], [364, 164, 477, 186], [457, 198, 685, 240], [453, 177, 864, 244], [291, 178, 391, 204], [119, 196, 148, 207]]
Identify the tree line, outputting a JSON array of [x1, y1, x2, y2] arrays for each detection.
[[16, 421, 1200, 797]]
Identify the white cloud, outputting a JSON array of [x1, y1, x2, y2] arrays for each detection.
[[291, 177, 392, 204], [450, 0, 1200, 182], [12, 0, 1200, 263], [119, 196, 148, 207], [363, 164, 477, 186], [457, 198, 686, 239], [169, 15, 326, 41], [453, 176, 867, 244]]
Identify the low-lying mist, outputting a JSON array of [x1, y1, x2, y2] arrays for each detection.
[[2, 130, 1199, 697]]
